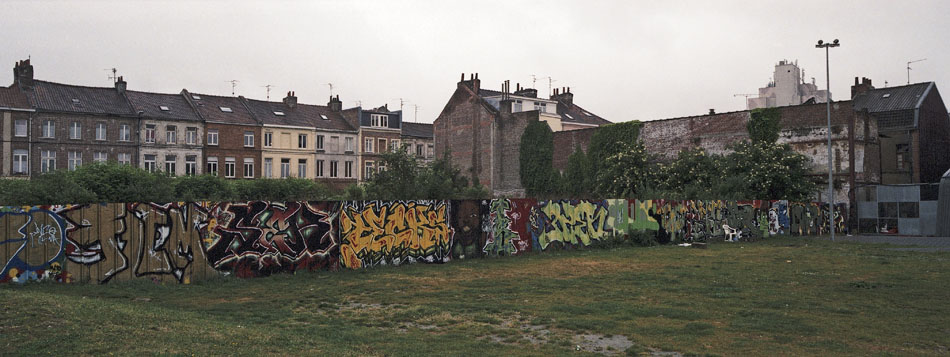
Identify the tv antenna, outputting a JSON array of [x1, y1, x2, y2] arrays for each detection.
[[327, 83, 334, 97], [530, 74, 538, 88], [261, 84, 275, 100], [411, 104, 421, 122], [391, 98, 408, 112], [226, 80, 239, 96], [541, 76, 556, 96], [104, 68, 118, 84], [907, 58, 927, 84]]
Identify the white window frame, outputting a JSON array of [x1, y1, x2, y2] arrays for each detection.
[[364, 161, 374, 180], [300, 134, 310, 149], [93, 152, 107, 163], [280, 159, 290, 178], [13, 150, 28, 174], [119, 125, 131, 142], [144, 154, 157, 173], [95, 123, 107, 141], [345, 137, 354, 152], [164, 155, 177, 175], [225, 158, 236, 178], [364, 138, 373, 153], [264, 158, 273, 178], [185, 156, 197, 176], [41, 150, 55, 172], [69, 122, 81, 140], [314, 134, 322, 150], [207, 129, 219, 146], [371, 114, 388, 128], [207, 157, 219, 176], [244, 132, 254, 147], [14, 119, 28, 137], [118, 153, 131, 165], [316, 159, 324, 177], [166, 126, 177, 144], [244, 158, 254, 178], [330, 160, 338, 178], [298, 159, 307, 178], [144, 124, 156, 144], [186, 127, 197, 145], [68, 151, 82, 170], [344, 160, 353, 178], [41, 121, 55, 138], [264, 131, 273, 147]]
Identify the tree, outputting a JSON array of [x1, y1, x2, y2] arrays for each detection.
[[721, 141, 818, 201], [657, 148, 723, 199], [594, 140, 655, 198]]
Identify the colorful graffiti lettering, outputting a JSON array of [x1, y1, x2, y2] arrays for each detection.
[[482, 199, 534, 256], [339, 201, 452, 269], [0, 206, 69, 283], [534, 200, 612, 250]]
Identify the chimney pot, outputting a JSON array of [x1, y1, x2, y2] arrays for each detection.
[[709, 109, 715, 115]]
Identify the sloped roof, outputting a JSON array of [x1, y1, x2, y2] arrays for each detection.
[[23, 80, 135, 115], [0, 85, 30, 109], [126, 90, 200, 121], [183, 91, 258, 126], [243, 98, 356, 131], [852, 82, 933, 113], [401, 122, 433, 138], [557, 101, 611, 126]]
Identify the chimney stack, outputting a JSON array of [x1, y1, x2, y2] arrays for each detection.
[[115, 76, 127, 94], [851, 76, 875, 98], [283, 91, 297, 108], [550, 85, 573, 105], [13, 59, 34, 89], [328, 94, 342, 112], [708, 109, 716, 115]]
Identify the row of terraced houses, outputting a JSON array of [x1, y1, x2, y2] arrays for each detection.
[[0, 60, 434, 188]]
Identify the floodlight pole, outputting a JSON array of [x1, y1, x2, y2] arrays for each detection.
[[817, 39, 839, 241]]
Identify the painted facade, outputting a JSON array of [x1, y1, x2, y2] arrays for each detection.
[[127, 89, 204, 176]]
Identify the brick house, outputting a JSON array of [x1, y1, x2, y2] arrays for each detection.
[[182, 90, 261, 179], [400, 122, 434, 163], [12, 60, 139, 176], [0, 84, 34, 177], [126, 85, 204, 176], [851, 78, 950, 184], [434, 73, 611, 196], [243, 93, 358, 188]]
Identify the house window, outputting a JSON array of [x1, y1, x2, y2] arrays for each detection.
[[330, 160, 338, 178], [390, 139, 400, 152], [225, 158, 236, 178], [344, 161, 353, 178], [513, 100, 522, 112], [364, 138, 373, 153], [144, 124, 156, 144], [69, 122, 81, 140], [264, 158, 273, 178], [364, 161, 374, 180], [371, 114, 388, 128], [314, 135, 322, 150], [68, 151, 82, 170], [96, 123, 107, 141], [207, 157, 218, 176], [264, 132, 273, 147], [144, 154, 157, 172], [244, 132, 254, 147], [41, 121, 55, 138], [14, 119, 28, 137], [280, 159, 290, 178], [427, 144, 434, 158], [41, 150, 55, 172], [166, 125, 177, 144], [378, 138, 387, 152], [896, 143, 910, 170], [298, 159, 307, 178], [345, 137, 354, 152], [118, 153, 131, 165], [244, 158, 254, 178], [165, 155, 177, 175], [316, 159, 324, 177], [186, 127, 197, 145], [534, 102, 546, 113], [93, 152, 107, 162], [13, 150, 28, 174], [416, 144, 424, 157], [300, 134, 310, 149], [207, 129, 219, 146], [119, 125, 131, 142], [185, 156, 197, 176]]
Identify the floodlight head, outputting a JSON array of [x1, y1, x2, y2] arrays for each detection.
[[817, 39, 823, 45], [833, 39, 839, 45]]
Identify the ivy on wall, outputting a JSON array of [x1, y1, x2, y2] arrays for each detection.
[[519, 120, 559, 196], [748, 107, 782, 143]]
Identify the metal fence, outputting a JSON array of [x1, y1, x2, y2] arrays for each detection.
[[856, 184, 939, 236]]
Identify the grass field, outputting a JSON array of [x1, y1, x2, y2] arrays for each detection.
[[2, 236, 949, 356]]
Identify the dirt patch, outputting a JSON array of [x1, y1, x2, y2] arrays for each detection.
[[573, 333, 634, 355]]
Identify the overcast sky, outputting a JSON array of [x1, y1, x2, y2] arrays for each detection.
[[2, 0, 947, 123]]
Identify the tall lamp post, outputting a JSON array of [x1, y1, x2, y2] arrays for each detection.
[[816, 39, 839, 241]]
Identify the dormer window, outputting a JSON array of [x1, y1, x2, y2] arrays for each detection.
[[72, 98, 80, 104], [220, 106, 232, 113], [320, 114, 329, 120], [274, 111, 285, 116], [371, 114, 388, 128], [159, 106, 170, 111], [192, 95, 201, 100]]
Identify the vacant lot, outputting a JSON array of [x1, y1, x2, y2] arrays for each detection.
[[2, 237, 949, 356]]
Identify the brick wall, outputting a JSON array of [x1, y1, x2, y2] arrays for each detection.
[[552, 127, 598, 170], [917, 87, 950, 183], [30, 112, 138, 175], [204, 122, 261, 179]]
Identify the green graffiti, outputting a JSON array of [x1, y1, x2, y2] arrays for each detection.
[[537, 201, 611, 249], [483, 199, 519, 256]]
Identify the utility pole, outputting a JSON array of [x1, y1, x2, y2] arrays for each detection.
[[907, 59, 927, 84], [816, 38, 840, 241]]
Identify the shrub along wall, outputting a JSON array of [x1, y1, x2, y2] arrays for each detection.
[[0, 199, 846, 284]]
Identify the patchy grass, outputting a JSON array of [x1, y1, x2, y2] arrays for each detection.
[[2, 236, 949, 356]]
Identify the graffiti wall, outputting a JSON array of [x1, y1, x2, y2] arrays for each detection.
[[0, 199, 846, 284]]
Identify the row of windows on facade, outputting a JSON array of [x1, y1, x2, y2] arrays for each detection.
[[362, 136, 434, 157], [13, 120, 431, 156], [11, 150, 133, 174], [204, 157, 356, 179]]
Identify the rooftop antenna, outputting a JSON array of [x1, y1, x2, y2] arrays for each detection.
[[327, 83, 334, 97], [104, 68, 118, 84], [226, 79, 239, 96], [907, 58, 927, 84], [412, 104, 420, 122], [391, 98, 407, 112], [261, 84, 274, 100], [530, 74, 537, 88], [354, 99, 362, 107], [541, 76, 556, 96]]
